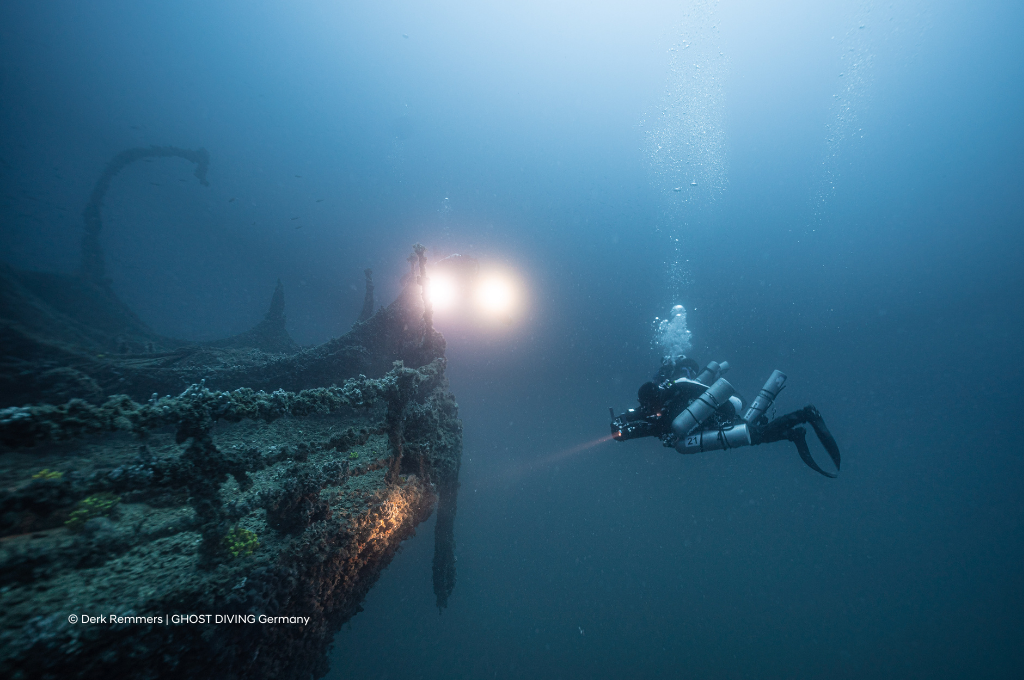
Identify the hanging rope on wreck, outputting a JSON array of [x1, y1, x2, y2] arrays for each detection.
[[80, 146, 210, 286]]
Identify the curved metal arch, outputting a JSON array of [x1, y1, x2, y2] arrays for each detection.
[[80, 146, 209, 285]]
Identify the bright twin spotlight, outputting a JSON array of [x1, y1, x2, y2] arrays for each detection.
[[425, 255, 522, 325], [474, 275, 516, 317], [427, 272, 460, 313]]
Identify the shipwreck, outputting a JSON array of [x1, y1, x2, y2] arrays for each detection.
[[0, 147, 462, 679]]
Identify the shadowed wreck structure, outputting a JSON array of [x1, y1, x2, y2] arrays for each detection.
[[0, 148, 462, 679]]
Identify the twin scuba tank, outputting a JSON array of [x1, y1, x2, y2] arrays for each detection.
[[671, 364, 787, 454]]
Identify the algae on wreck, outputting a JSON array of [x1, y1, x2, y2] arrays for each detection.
[[0, 150, 462, 679], [0, 326, 461, 680]]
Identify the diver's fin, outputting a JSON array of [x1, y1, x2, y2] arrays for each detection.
[[805, 406, 841, 472], [790, 427, 838, 479]]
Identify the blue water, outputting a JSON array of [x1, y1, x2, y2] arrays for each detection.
[[2, 1, 1022, 678]]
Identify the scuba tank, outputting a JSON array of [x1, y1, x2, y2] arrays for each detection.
[[694, 360, 730, 386], [675, 422, 752, 454], [671, 378, 736, 438], [743, 370, 786, 425]]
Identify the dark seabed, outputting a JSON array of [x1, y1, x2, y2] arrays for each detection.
[[1, 1, 1021, 678]]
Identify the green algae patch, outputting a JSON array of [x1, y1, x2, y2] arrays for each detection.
[[65, 492, 120, 532], [222, 526, 260, 559]]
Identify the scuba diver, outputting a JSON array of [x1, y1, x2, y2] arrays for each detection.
[[609, 354, 842, 478]]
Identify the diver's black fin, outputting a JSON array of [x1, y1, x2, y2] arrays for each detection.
[[790, 427, 837, 479], [805, 406, 841, 472]]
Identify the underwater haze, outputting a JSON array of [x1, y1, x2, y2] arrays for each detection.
[[2, 0, 1023, 677]]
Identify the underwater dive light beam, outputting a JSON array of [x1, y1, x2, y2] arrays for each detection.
[[427, 272, 458, 312], [475, 274, 516, 316], [507, 434, 615, 480], [471, 434, 615, 495], [535, 433, 615, 467]]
